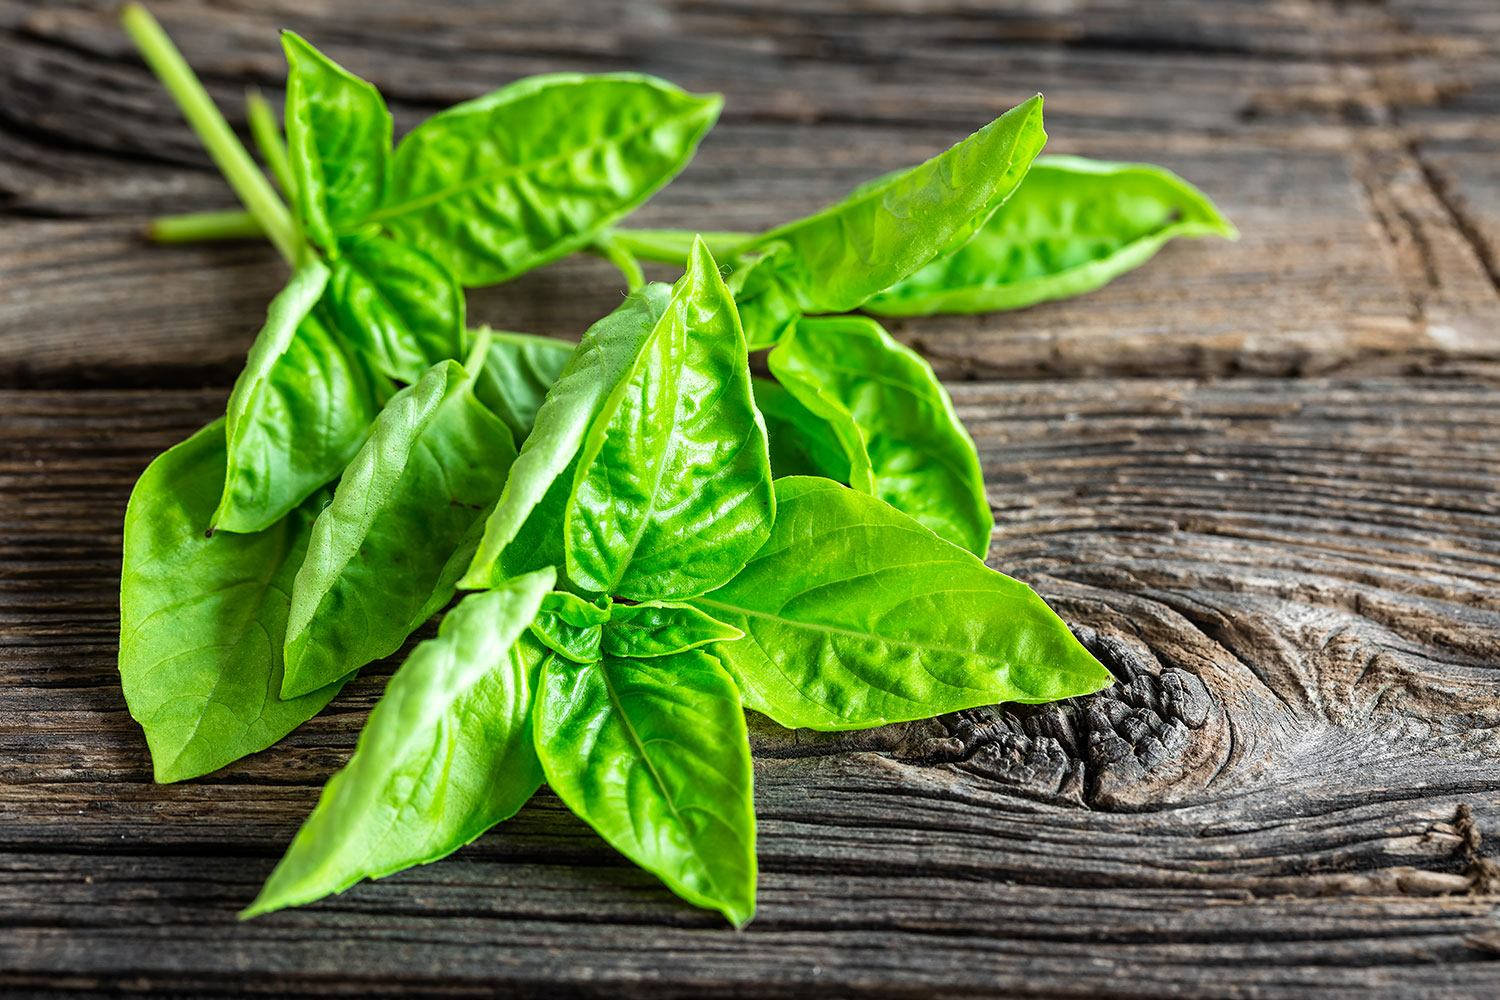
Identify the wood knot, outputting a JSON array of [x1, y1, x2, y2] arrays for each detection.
[[1456, 804, 1500, 895]]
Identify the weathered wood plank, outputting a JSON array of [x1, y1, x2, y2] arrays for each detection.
[[1, 0, 1496, 384], [2, 381, 1498, 994]]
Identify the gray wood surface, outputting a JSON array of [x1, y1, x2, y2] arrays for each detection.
[[2, 1, 1498, 996]]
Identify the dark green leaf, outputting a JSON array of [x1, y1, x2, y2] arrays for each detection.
[[866, 155, 1237, 315], [326, 233, 466, 383], [459, 286, 670, 589], [364, 74, 721, 286], [752, 377, 851, 482], [282, 32, 390, 253], [282, 353, 517, 698], [767, 315, 992, 555], [472, 329, 575, 443], [693, 477, 1113, 731], [601, 603, 741, 659], [243, 569, 554, 917], [729, 95, 1046, 345], [535, 650, 756, 926], [120, 421, 347, 783], [214, 263, 382, 534], [566, 238, 774, 600]]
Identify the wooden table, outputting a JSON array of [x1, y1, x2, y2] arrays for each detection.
[[4, 1, 1499, 995]]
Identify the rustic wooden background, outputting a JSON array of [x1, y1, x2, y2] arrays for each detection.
[[4, 0, 1500, 995]]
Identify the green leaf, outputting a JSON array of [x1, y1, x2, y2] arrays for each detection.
[[767, 316, 992, 555], [566, 238, 774, 600], [472, 329, 575, 443], [282, 32, 391, 253], [282, 355, 517, 698], [326, 233, 467, 383], [730, 95, 1046, 344], [866, 155, 1237, 316], [363, 74, 721, 286], [243, 569, 555, 918], [601, 603, 741, 659], [752, 377, 851, 482], [459, 286, 670, 589], [693, 477, 1113, 731], [214, 263, 382, 534], [529, 591, 610, 664], [119, 421, 347, 783], [535, 650, 756, 926]]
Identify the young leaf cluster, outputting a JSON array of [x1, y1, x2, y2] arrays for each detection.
[[117, 5, 1234, 924]]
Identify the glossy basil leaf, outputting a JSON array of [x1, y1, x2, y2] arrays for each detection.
[[866, 155, 1237, 316], [282, 32, 391, 253], [472, 328, 575, 443], [535, 650, 755, 926], [363, 74, 721, 286], [460, 286, 670, 589], [120, 421, 347, 783], [283, 355, 517, 698], [566, 238, 774, 600], [693, 477, 1113, 731], [243, 569, 555, 918], [529, 591, 609, 664], [767, 316, 992, 556], [752, 377, 851, 482], [214, 263, 382, 534], [601, 603, 741, 659], [326, 233, 466, 383], [729, 95, 1046, 344], [604, 228, 752, 265]]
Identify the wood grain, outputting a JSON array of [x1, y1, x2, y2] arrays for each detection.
[[3, 0, 1500, 996]]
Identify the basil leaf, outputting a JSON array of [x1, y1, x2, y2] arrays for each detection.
[[767, 316, 992, 556], [243, 569, 554, 918], [601, 603, 741, 659], [730, 95, 1046, 344], [214, 263, 382, 534], [566, 238, 774, 600], [363, 74, 721, 286], [752, 377, 851, 482], [693, 477, 1113, 731], [529, 591, 609, 664], [867, 155, 1236, 315], [459, 286, 670, 589], [535, 650, 756, 926], [473, 329, 575, 443], [120, 421, 347, 783], [326, 233, 466, 383], [282, 355, 517, 698], [282, 32, 391, 254]]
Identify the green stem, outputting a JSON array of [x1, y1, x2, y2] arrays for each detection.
[[607, 228, 757, 266], [246, 88, 296, 198], [148, 209, 264, 243], [593, 233, 646, 292], [121, 4, 298, 265]]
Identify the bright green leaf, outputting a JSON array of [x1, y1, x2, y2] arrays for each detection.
[[326, 233, 467, 383], [693, 477, 1113, 731], [243, 569, 555, 917], [752, 377, 851, 482], [535, 650, 756, 926], [214, 263, 382, 534], [364, 74, 721, 286], [730, 95, 1047, 344], [472, 329, 575, 443], [767, 315, 992, 555], [282, 32, 391, 253], [601, 603, 741, 659], [566, 238, 774, 600], [459, 286, 670, 589], [120, 421, 347, 783], [866, 154, 1237, 316], [282, 356, 517, 698], [529, 591, 610, 664]]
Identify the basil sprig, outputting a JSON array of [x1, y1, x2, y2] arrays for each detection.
[[118, 6, 1234, 924]]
